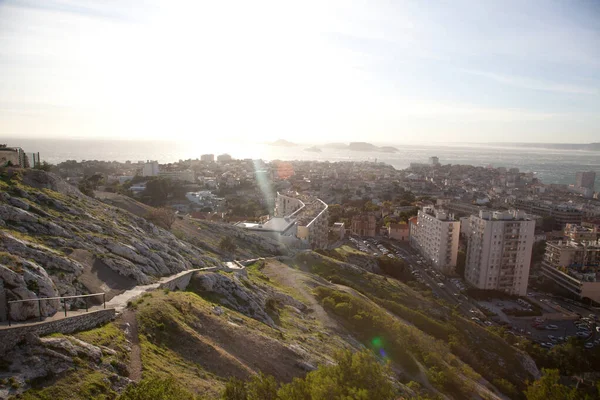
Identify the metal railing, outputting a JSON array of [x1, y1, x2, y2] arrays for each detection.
[[6, 292, 106, 327]]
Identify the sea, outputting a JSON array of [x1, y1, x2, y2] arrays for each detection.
[[7, 138, 600, 189]]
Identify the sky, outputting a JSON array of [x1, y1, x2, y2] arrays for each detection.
[[1, 0, 599, 144]]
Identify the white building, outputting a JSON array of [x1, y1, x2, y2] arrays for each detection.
[[411, 207, 460, 274], [465, 210, 535, 296], [142, 161, 159, 177], [239, 192, 328, 249]]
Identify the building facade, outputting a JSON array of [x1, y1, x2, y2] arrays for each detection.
[[541, 239, 600, 302], [576, 171, 596, 190], [331, 222, 345, 240], [142, 161, 159, 177], [0, 146, 28, 167], [411, 207, 460, 274], [201, 154, 215, 162], [217, 154, 233, 163], [388, 223, 409, 241], [351, 214, 377, 237], [465, 210, 535, 296]]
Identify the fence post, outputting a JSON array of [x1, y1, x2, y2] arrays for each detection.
[[85, 297, 88, 312], [103, 293, 106, 309], [63, 298, 67, 317], [38, 299, 42, 321], [7, 303, 10, 327]]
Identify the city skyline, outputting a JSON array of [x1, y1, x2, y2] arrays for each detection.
[[1, 0, 599, 143]]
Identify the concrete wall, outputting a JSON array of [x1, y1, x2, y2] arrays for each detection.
[[158, 267, 219, 291], [0, 308, 115, 356]]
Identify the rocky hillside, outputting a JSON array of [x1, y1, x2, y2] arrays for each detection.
[[0, 169, 283, 321], [0, 169, 551, 399], [3, 255, 545, 399]]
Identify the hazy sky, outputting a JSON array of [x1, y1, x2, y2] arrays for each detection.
[[1, 0, 599, 143]]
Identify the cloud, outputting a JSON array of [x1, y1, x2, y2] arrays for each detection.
[[464, 70, 598, 95]]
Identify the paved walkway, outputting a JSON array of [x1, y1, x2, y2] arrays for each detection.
[[0, 267, 215, 329]]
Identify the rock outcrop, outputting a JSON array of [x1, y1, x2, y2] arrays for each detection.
[[0, 170, 224, 320], [189, 271, 306, 327]]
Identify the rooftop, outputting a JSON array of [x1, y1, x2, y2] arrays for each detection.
[[281, 191, 328, 227]]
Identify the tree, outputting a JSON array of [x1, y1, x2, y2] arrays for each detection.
[[524, 369, 581, 400], [33, 161, 54, 172], [247, 372, 278, 400], [145, 207, 177, 230], [219, 236, 237, 254], [222, 350, 397, 400]]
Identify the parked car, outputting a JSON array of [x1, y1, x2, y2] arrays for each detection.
[[545, 325, 558, 330]]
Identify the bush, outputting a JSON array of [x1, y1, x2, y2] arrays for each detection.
[[145, 208, 177, 230], [219, 236, 237, 254], [119, 377, 194, 400], [222, 350, 396, 400]]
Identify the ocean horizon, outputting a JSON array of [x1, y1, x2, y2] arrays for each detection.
[[6, 138, 600, 188]]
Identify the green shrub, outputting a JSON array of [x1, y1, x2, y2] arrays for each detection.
[[118, 377, 195, 400]]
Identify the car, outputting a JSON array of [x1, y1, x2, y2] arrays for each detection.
[[437, 283, 445, 287], [576, 331, 590, 338], [545, 325, 558, 330], [484, 321, 493, 326], [496, 302, 504, 306], [584, 343, 594, 349], [540, 342, 554, 349], [547, 335, 556, 341]]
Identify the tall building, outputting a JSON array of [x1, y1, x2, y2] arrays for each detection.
[[200, 154, 215, 162], [142, 161, 159, 177], [429, 156, 440, 166], [217, 154, 233, 163], [465, 210, 535, 296], [576, 171, 596, 190], [411, 207, 460, 274]]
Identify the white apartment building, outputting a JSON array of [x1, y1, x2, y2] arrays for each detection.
[[465, 210, 535, 296], [412, 207, 460, 274], [142, 161, 159, 177]]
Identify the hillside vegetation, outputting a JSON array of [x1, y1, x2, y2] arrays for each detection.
[[3, 169, 596, 399]]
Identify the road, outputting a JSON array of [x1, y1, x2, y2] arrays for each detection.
[[347, 237, 477, 316]]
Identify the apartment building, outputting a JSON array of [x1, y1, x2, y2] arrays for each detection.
[[411, 207, 460, 274], [576, 171, 596, 190], [541, 239, 600, 303], [142, 161, 159, 177], [465, 210, 535, 296]]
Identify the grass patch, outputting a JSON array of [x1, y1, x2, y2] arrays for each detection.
[[18, 370, 116, 400], [74, 322, 129, 362]]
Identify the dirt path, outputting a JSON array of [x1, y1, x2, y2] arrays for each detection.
[[121, 309, 142, 382], [262, 260, 340, 331]]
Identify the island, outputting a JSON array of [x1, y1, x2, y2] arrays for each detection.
[[269, 139, 297, 147], [304, 146, 322, 153], [322, 142, 398, 153]]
